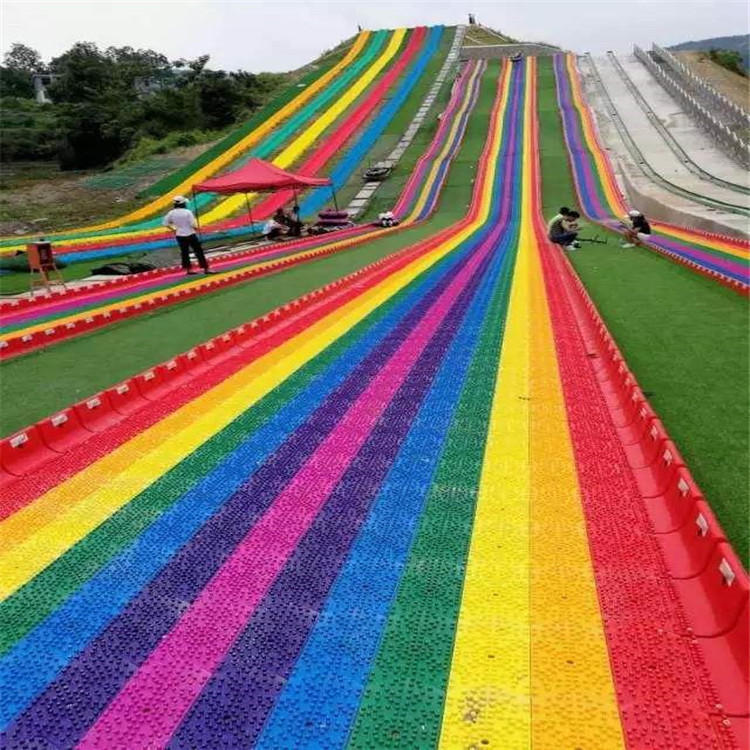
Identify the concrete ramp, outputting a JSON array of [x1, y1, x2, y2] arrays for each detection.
[[581, 53, 749, 237]]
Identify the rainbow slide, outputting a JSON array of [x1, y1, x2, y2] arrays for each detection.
[[554, 53, 749, 290], [0, 59, 747, 750]]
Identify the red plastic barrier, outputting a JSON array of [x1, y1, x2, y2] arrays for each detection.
[[0, 426, 57, 477], [656, 499, 726, 579], [673, 543, 749, 637], [617, 393, 658, 441], [622, 417, 672, 469], [73, 392, 120, 431], [134, 368, 170, 401], [695, 599, 749, 717], [632, 440, 686, 498], [644, 466, 704, 533], [106, 379, 147, 416], [157, 358, 192, 389], [178, 348, 210, 375], [38, 408, 92, 453], [198, 332, 238, 364]]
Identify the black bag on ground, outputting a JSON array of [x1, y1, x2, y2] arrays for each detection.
[[90, 261, 156, 276]]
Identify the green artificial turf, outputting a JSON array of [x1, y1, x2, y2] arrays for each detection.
[[0, 63, 498, 438], [537, 57, 750, 564]]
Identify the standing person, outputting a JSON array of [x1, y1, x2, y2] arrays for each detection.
[[548, 209, 582, 250], [621, 209, 652, 248], [162, 196, 213, 275]]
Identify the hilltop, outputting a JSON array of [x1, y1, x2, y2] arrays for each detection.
[[670, 34, 749, 69]]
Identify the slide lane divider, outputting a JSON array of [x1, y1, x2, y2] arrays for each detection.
[[0, 226, 370, 319]]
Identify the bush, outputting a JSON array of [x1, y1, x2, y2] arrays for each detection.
[[707, 49, 748, 77]]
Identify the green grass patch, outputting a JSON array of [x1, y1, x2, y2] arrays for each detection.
[[537, 57, 750, 563]]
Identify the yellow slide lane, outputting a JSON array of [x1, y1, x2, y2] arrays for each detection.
[[438, 63, 533, 750]]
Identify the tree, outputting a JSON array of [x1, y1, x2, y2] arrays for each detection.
[[49, 43, 140, 168], [0, 43, 44, 98], [3, 43, 44, 73], [196, 71, 242, 129], [1, 39, 292, 168]]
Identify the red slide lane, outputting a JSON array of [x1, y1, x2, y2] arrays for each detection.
[[536, 228, 748, 749]]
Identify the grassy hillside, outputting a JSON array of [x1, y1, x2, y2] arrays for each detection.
[[670, 34, 749, 69]]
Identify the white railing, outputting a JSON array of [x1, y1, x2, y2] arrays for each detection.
[[634, 45, 749, 168], [651, 44, 750, 133]]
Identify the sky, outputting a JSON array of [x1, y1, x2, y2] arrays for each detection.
[[2, 0, 748, 72]]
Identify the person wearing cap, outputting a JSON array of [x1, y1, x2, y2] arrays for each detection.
[[621, 209, 652, 248], [163, 196, 213, 275]]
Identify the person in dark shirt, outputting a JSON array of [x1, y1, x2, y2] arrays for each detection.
[[548, 209, 581, 250], [622, 209, 652, 247]]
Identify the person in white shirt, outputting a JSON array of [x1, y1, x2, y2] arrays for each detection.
[[162, 196, 213, 275], [262, 217, 285, 241]]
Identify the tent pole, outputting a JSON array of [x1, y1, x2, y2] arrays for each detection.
[[192, 188, 202, 237], [244, 193, 255, 236], [331, 186, 340, 212]]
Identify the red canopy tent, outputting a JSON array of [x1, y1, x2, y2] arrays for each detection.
[[193, 158, 332, 194], [192, 158, 336, 234]]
